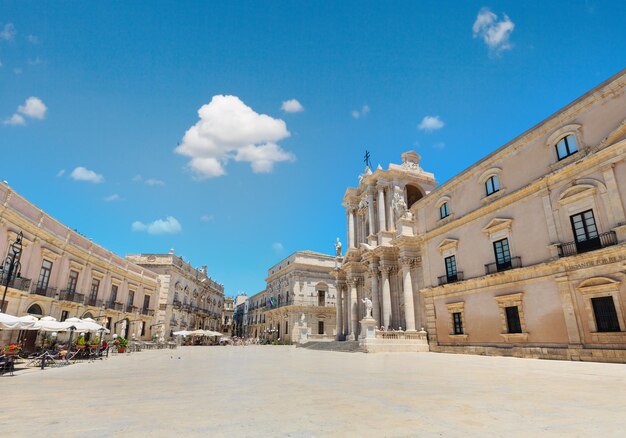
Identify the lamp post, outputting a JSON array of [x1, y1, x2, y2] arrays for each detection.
[[65, 325, 77, 364], [0, 231, 23, 312]]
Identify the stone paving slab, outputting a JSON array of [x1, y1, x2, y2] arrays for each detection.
[[1, 346, 625, 437]]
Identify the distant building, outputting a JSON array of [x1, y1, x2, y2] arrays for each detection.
[[264, 251, 338, 343], [222, 296, 234, 335], [126, 252, 224, 338], [244, 290, 266, 339]]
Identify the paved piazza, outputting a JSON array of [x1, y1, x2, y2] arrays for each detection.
[[1, 347, 625, 437]]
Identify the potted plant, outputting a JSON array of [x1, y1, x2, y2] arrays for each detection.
[[3, 344, 22, 356], [116, 337, 128, 353], [90, 336, 100, 349]]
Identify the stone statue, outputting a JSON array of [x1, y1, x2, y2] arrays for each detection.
[[392, 191, 407, 219], [120, 319, 127, 337], [335, 237, 342, 257], [361, 297, 373, 318], [300, 313, 306, 324]]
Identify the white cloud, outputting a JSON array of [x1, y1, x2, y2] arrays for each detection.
[[281, 99, 304, 113], [432, 142, 446, 150], [27, 57, 43, 66], [13, 68, 22, 75], [0, 23, 15, 41], [234, 143, 295, 173], [3, 114, 25, 126], [104, 194, 121, 202], [26, 34, 39, 44], [472, 8, 515, 55], [418, 115, 444, 132], [351, 104, 370, 119], [18, 97, 47, 119], [272, 242, 284, 253], [70, 166, 104, 183], [56, 169, 66, 177], [132, 175, 165, 186], [200, 214, 214, 222], [175, 95, 294, 179], [132, 216, 182, 235]]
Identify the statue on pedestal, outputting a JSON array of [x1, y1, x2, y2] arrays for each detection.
[[335, 237, 342, 257], [361, 297, 373, 318]]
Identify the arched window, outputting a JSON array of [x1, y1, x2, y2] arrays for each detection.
[[439, 202, 450, 219], [555, 134, 578, 160], [27, 304, 43, 315], [485, 175, 500, 196]]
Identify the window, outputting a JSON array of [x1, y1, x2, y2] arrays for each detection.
[[127, 290, 135, 307], [445, 255, 457, 282], [439, 202, 450, 219], [318, 321, 324, 335], [493, 238, 512, 270], [140, 321, 146, 337], [570, 210, 601, 253], [505, 306, 522, 334], [318, 290, 326, 307], [67, 270, 79, 293], [485, 175, 499, 196], [60, 310, 69, 322], [285, 321, 288, 334], [110, 285, 118, 303], [591, 296, 620, 332], [37, 260, 53, 291], [143, 295, 151, 311], [452, 312, 464, 335], [555, 135, 578, 160], [89, 278, 100, 301]]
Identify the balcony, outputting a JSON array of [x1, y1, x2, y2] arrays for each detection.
[[31, 284, 57, 298], [437, 272, 464, 286], [173, 299, 182, 308], [485, 257, 522, 275], [1, 274, 32, 292], [105, 301, 124, 311], [141, 308, 155, 317], [125, 305, 139, 313], [59, 289, 85, 304], [84, 297, 103, 308], [557, 231, 617, 257]]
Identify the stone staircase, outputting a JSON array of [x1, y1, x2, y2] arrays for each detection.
[[298, 340, 364, 353]]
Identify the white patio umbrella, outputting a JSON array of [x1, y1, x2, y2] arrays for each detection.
[[188, 329, 207, 336], [34, 316, 72, 332], [172, 330, 191, 336], [0, 312, 37, 330]]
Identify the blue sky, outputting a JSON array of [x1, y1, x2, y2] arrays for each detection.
[[1, 1, 625, 297]]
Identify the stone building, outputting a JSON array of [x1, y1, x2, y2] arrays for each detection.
[[126, 252, 224, 338], [222, 296, 234, 336], [244, 290, 266, 339], [264, 251, 338, 343], [337, 69, 626, 362], [0, 184, 159, 347], [232, 293, 247, 337]]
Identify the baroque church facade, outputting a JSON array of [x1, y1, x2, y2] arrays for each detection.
[[335, 69, 626, 362]]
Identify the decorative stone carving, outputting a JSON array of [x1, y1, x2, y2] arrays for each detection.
[[361, 296, 373, 318]]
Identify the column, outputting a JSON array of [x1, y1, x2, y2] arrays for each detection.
[[336, 285, 343, 340], [348, 209, 356, 248], [348, 278, 358, 340], [602, 165, 626, 226], [380, 266, 392, 329], [555, 275, 582, 345], [367, 189, 376, 236], [369, 264, 380, 325], [400, 257, 416, 331], [387, 187, 396, 231], [377, 184, 387, 232], [343, 285, 349, 337]]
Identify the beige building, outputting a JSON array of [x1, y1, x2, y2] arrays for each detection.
[[0, 184, 159, 348], [337, 69, 626, 362], [244, 290, 266, 339], [264, 251, 338, 343], [222, 296, 234, 335], [126, 252, 224, 338]]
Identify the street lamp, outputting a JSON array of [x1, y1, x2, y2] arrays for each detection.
[[0, 231, 23, 312]]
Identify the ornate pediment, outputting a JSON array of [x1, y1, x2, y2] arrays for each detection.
[[600, 118, 626, 147], [558, 183, 596, 205], [577, 276, 620, 293], [437, 238, 459, 253], [481, 218, 513, 235]]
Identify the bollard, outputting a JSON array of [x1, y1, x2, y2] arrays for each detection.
[[41, 354, 46, 370]]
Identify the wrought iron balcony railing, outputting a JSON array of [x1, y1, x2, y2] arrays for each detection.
[[31, 284, 57, 298], [437, 272, 464, 286], [485, 257, 522, 275], [557, 231, 617, 257], [84, 297, 103, 308], [1, 274, 32, 292], [59, 289, 85, 303]]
